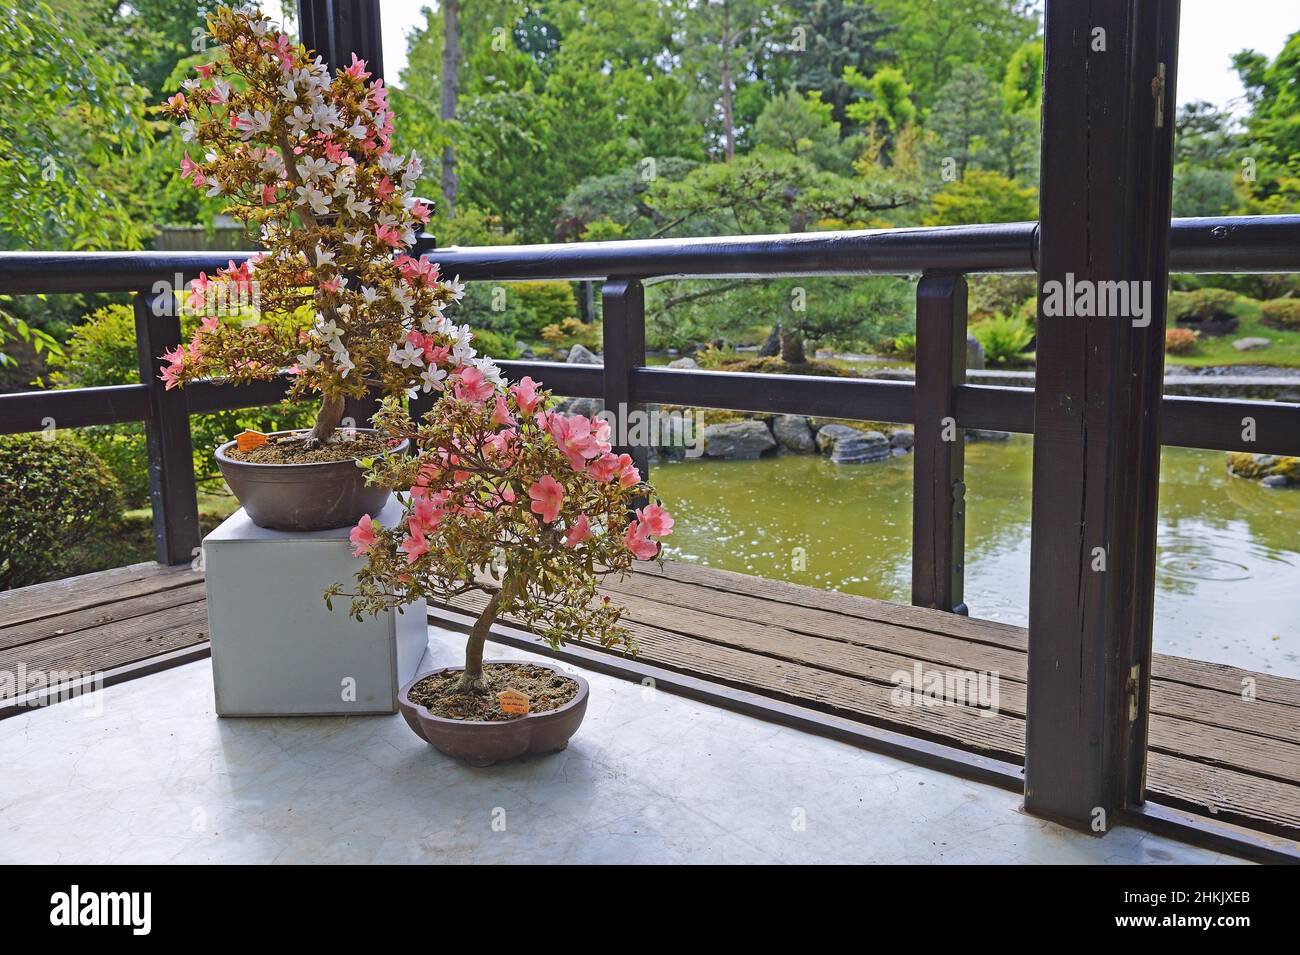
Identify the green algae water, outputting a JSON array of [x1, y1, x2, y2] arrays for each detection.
[[651, 436, 1300, 677]]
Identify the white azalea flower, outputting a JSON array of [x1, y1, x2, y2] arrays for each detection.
[[344, 230, 366, 248], [297, 350, 321, 371], [295, 185, 331, 215], [315, 245, 336, 267], [418, 365, 448, 393], [388, 342, 424, 368], [179, 119, 198, 142]]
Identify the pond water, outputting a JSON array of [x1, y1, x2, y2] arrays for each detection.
[[651, 436, 1300, 677]]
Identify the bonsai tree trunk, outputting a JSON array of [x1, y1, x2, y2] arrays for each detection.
[[780, 330, 806, 364], [304, 393, 345, 448], [456, 588, 504, 693]]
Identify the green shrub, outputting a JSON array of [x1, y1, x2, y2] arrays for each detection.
[[888, 332, 917, 361], [973, 312, 1034, 366], [512, 282, 578, 339], [1260, 298, 1300, 330], [541, 317, 602, 353], [1167, 288, 1246, 323], [47, 304, 313, 505], [0, 433, 122, 589], [469, 328, 522, 360]]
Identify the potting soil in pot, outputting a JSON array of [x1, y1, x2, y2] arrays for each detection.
[[227, 432, 391, 464], [408, 663, 579, 721]]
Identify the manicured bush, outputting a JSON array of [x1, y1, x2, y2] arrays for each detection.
[[512, 281, 579, 339], [1260, 298, 1300, 330], [888, 332, 917, 361], [468, 328, 522, 360], [0, 433, 122, 589], [973, 312, 1034, 366], [1167, 288, 1248, 326], [1164, 327, 1199, 354], [541, 317, 602, 353]]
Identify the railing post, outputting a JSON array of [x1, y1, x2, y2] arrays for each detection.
[[911, 272, 968, 614], [134, 291, 201, 566], [601, 279, 649, 484], [1024, 0, 1179, 831]]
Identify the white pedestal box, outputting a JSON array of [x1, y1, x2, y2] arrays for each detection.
[[203, 496, 428, 716]]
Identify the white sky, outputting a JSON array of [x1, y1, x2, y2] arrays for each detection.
[[377, 0, 1299, 112]]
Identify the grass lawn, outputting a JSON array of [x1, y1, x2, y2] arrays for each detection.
[[1165, 298, 1300, 369]]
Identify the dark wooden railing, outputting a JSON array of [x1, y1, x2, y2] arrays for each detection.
[[1, 214, 1298, 614]]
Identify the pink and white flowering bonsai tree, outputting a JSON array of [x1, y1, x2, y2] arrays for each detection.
[[158, 5, 492, 447], [332, 378, 675, 694]]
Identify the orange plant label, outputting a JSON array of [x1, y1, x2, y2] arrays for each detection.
[[497, 688, 531, 715], [236, 430, 268, 452]]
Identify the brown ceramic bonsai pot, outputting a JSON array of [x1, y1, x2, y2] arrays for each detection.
[[214, 429, 408, 532], [398, 661, 589, 767]]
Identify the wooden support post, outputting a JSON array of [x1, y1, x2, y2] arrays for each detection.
[[299, 0, 385, 429], [912, 272, 967, 615], [297, 0, 384, 77], [134, 291, 201, 566], [1024, 0, 1181, 830], [601, 279, 649, 484]]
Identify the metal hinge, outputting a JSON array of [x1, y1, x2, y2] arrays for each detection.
[[1152, 63, 1166, 128], [1128, 663, 1142, 721]]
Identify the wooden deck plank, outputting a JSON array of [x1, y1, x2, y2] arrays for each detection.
[[1, 559, 1296, 839], [0, 602, 208, 698], [0, 581, 206, 652], [0, 561, 196, 630]]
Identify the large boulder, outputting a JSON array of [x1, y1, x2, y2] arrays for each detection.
[[555, 396, 604, 418], [1232, 337, 1272, 351], [772, 414, 817, 453], [566, 344, 601, 364], [702, 420, 776, 460], [666, 356, 699, 370], [1226, 452, 1299, 487], [966, 334, 985, 371], [889, 429, 915, 454], [815, 423, 890, 464]]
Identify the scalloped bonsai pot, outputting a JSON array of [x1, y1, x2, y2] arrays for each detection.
[[214, 429, 408, 532], [398, 661, 590, 767]]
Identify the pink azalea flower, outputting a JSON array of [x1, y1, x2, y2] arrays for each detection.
[[410, 201, 431, 224], [528, 475, 564, 523], [564, 514, 592, 548], [617, 453, 640, 489], [343, 53, 370, 80], [180, 153, 205, 186], [400, 523, 429, 563], [374, 224, 402, 248], [375, 176, 395, 201], [548, 414, 602, 471], [491, 395, 515, 428], [271, 34, 295, 71], [453, 365, 495, 404], [187, 272, 210, 310], [320, 276, 341, 294], [261, 184, 278, 205], [410, 497, 444, 534], [349, 514, 377, 556], [637, 502, 674, 537], [586, 452, 621, 483], [166, 92, 187, 113], [623, 520, 659, 560], [159, 345, 186, 390], [510, 376, 542, 416], [195, 63, 216, 79]]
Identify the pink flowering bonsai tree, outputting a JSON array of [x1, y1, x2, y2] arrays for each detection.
[[157, 6, 489, 448], [331, 377, 675, 694]]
